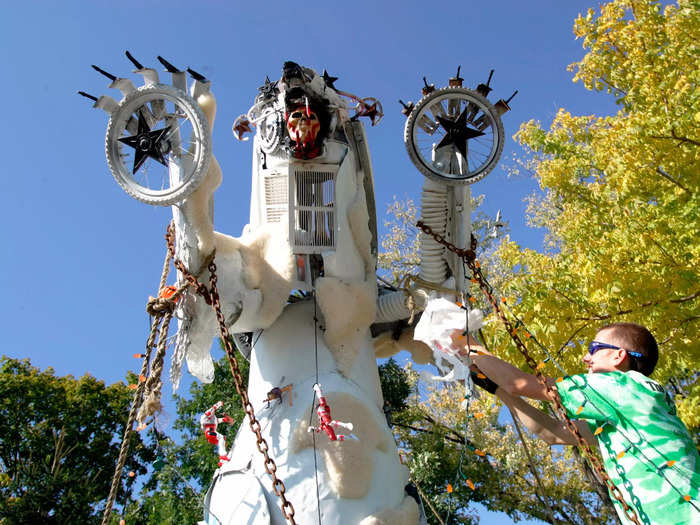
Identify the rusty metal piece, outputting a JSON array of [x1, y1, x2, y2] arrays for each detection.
[[416, 221, 642, 525], [449, 65, 463, 87]]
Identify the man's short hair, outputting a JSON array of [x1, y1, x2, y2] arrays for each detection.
[[600, 322, 658, 376]]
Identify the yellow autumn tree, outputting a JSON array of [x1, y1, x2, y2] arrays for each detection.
[[488, 0, 699, 430]]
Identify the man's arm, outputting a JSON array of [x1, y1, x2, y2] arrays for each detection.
[[470, 353, 556, 401], [497, 389, 596, 446]]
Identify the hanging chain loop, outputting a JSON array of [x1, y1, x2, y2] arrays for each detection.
[[165, 225, 297, 524], [416, 220, 641, 525]]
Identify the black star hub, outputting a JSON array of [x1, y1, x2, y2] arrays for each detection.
[[435, 108, 485, 160], [118, 112, 172, 174]]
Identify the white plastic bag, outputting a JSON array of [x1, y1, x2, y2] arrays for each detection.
[[414, 297, 483, 407]]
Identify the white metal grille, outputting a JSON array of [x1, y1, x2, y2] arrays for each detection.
[[290, 164, 337, 253], [263, 171, 288, 223]]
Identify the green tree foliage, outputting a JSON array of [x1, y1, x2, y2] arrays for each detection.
[[379, 358, 412, 413], [0, 356, 155, 525], [494, 0, 699, 431]]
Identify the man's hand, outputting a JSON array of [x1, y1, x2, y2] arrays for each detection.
[[449, 330, 489, 357]]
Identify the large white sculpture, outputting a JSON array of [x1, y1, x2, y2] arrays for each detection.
[[88, 56, 508, 524]]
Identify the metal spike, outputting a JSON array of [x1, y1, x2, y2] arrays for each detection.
[[125, 50, 143, 70], [157, 55, 181, 73], [486, 69, 494, 87], [187, 67, 207, 82], [505, 90, 519, 104], [77, 91, 98, 102], [399, 99, 414, 117], [91, 65, 116, 81]]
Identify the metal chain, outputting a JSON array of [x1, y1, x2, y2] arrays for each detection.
[[416, 220, 642, 525], [165, 227, 297, 524]]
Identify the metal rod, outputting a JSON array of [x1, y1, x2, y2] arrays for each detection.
[[125, 50, 144, 69]]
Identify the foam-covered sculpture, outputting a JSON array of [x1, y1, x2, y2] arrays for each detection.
[[167, 62, 421, 524], [86, 55, 509, 524]]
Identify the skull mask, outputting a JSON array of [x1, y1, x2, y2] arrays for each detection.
[[286, 105, 321, 158]]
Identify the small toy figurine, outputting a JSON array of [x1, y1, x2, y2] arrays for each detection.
[[200, 401, 233, 466], [308, 384, 358, 442]]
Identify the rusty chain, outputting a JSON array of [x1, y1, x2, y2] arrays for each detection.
[[416, 220, 642, 525], [165, 225, 297, 524]]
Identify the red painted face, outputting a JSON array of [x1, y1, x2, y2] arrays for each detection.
[[286, 106, 320, 146]]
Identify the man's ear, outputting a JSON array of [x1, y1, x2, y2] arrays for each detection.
[[613, 348, 630, 369]]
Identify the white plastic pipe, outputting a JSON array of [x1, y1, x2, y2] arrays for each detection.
[[418, 179, 448, 284], [375, 290, 411, 323]]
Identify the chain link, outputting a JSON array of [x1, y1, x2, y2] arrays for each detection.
[[417, 220, 642, 525], [165, 225, 297, 524]]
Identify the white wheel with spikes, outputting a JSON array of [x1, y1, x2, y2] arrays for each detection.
[[105, 84, 211, 206], [404, 87, 504, 185]]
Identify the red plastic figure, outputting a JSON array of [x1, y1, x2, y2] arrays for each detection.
[[308, 384, 358, 442], [200, 401, 233, 466]]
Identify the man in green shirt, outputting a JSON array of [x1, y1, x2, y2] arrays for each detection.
[[462, 322, 699, 525]]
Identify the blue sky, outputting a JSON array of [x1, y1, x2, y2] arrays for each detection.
[[1, 1, 617, 523]]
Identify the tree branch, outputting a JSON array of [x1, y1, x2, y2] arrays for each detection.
[[575, 291, 698, 321], [648, 129, 700, 147], [556, 323, 589, 359], [392, 422, 465, 445], [656, 167, 690, 194]]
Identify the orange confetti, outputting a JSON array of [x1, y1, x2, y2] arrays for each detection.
[[556, 377, 564, 383], [476, 373, 486, 379], [683, 495, 691, 502], [666, 460, 676, 468], [616, 451, 626, 460], [474, 412, 485, 419], [474, 261, 480, 268], [535, 362, 545, 371], [511, 329, 518, 336], [135, 424, 147, 432], [446, 483, 453, 493], [128, 471, 135, 478], [133, 353, 145, 359], [139, 374, 146, 383], [456, 302, 463, 308], [524, 332, 531, 338], [128, 384, 138, 390], [470, 278, 479, 284], [594, 427, 603, 436], [474, 449, 486, 457], [468, 296, 477, 303], [466, 479, 475, 490], [576, 405, 584, 415]]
